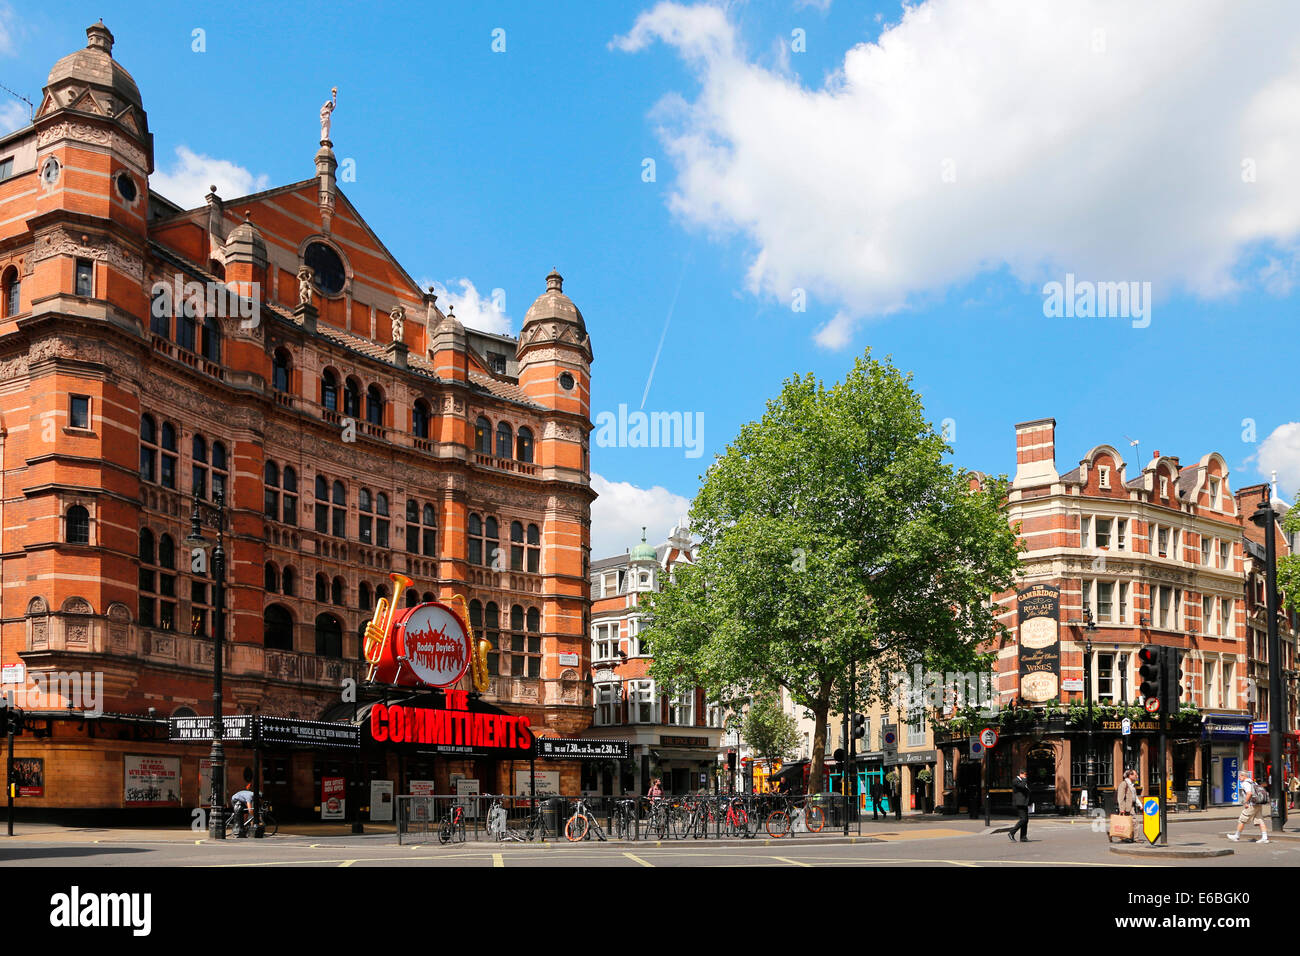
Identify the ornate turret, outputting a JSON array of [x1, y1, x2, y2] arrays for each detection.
[[516, 269, 592, 418]]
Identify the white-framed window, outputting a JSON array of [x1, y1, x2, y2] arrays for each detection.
[[1158, 586, 1172, 629], [1200, 536, 1211, 565], [907, 709, 927, 747], [1082, 579, 1092, 620], [1157, 527, 1169, 558], [1119, 582, 1129, 623], [1205, 658, 1218, 708], [1202, 595, 1215, 636], [1220, 598, 1233, 636], [1223, 661, 1234, 708], [627, 616, 644, 657], [706, 702, 724, 728], [1098, 466, 1110, 489], [1208, 477, 1220, 510], [629, 680, 655, 724], [1097, 581, 1114, 622], [595, 682, 620, 726], [669, 691, 695, 727], [1219, 541, 1230, 571], [1171, 528, 1181, 560], [1160, 476, 1169, 498], [603, 571, 619, 595], [1174, 589, 1182, 629], [592, 622, 619, 662], [1096, 518, 1112, 549], [1117, 519, 1127, 550], [1081, 516, 1092, 549], [1097, 652, 1118, 703]]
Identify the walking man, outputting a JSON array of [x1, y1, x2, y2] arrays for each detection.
[[1228, 771, 1270, 843], [1009, 769, 1030, 842], [871, 780, 884, 820], [1116, 769, 1140, 843]]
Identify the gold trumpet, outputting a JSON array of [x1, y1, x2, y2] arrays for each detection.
[[364, 571, 414, 682], [447, 593, 491, 693]]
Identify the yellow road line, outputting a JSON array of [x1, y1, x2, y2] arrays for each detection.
[[772, 856, 812, 867], [493, 853, 504, 867], [623, 852, 654, 867], [338, 860, 355, 867]]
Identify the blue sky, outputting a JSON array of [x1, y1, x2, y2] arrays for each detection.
[[4, 1, 1299, 558]]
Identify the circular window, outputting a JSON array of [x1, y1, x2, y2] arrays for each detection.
[[115, 170, 137, 202], [558, 372, 575, 391], [303, 242, 346, 296], [40, 157, 60, 186]]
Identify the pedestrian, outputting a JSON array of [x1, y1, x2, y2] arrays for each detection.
[[870, 780, 884, 820], [1228, 771, 1270, 843], [1009, 769, 1030, 842], [647, 777, 664, 801], [1115, 769, 1140, 843], [1288, 772, 1298, 810]]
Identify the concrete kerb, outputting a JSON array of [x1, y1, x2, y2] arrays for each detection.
[[1108, 844, 1235, 859]]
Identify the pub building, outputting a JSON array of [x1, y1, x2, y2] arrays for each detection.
[[935, 420, 1254, 814], [0, 24, 595, 817]]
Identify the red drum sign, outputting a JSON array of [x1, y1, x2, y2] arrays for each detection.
[[393, 602, 472, 688]]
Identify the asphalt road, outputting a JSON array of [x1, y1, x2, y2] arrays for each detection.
[[0, 815, 1291, 867]]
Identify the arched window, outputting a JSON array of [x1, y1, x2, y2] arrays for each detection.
[[192, 436, 208, 498], [422, 591, 435, 603], [202, 316, 222, 363], [375, 493, 390, 548], [315, 475, 329, 533], [516, 426, 534, 463], [140, 414, 158, 482], [282, 466, 299, 525], [321, 369, 339, 412], [359, 582, 372, 611], [264, 461, 280, 518], [359, 488, 374, 545], [264, 562, 279, 592], [332, 577, 345, 606], [526, 523, 540, 573], [66, 505, 89, 545], [526, 606, 540, 632], [510, 604, 524, 632], [474, 416, 491, 454], [485, 517, 499, 569], [2, 266, 20, 317], [331, 480, 346, 537], [211, 442, 228, 500], [510, 521, 525, 571], [422, 504, 436, 555], [496, 421, 513, 459], [413, 399, 430, 439], [140, 532, 177, 631], [405, 588, 418, 608], [468, 513, 483, 566], [314, 613, 344, 658], [264, 604, 294, 651], [366, 385, 384, 426], [315, 573, 329, 603], [272, 348, 291, 392], [343, 377, 361, 418], [160, 422, 178, 489], [485, 602, 500, 675], [282, 566, 296, 597]]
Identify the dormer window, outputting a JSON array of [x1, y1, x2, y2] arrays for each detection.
[[1208, 477, 1220, 509], [1098, 466, 1110, 489], [1159, 476, 1168, 498]]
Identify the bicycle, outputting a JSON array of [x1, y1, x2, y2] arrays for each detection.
[[223, 800, 278, 837], [644, 798, 670, 839], [489, 796, 548, 842], [722, 794, 752, 838], [565, 797, 607, 842], [765, 793, 826, 837], [613, 798, 637, 839], [438, 804, 466, 844]]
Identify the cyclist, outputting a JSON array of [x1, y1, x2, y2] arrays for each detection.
[[230, 785, 255, 837]]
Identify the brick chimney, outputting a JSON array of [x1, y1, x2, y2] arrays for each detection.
[[1013, 418, 1059, 488]]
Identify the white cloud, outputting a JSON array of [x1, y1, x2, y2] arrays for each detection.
[[0, 4, 16, 57], [590, 472, 692, 559], [149, 146, 270, 209], [0, 100, 27, 137], [1256, 423, 1300, 500], [617, 1, 1300, 346], [427, 278, 511, 335]]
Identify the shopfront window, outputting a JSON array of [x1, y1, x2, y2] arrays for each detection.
[[1070, 745, 1114, 788]]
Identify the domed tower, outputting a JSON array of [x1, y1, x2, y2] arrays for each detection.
[[628, 528, 659, 593], [517, 269, 593, 421], [30, 21, 152, 320]]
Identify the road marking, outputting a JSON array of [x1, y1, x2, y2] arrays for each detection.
[[773, 856, 812, 867], [623, 852, 653, 867], [493, 853, 504, 868], [338, 860, 355, 867]]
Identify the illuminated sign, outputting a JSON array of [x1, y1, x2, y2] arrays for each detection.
[[367, 599, 473, 689], [366, 690, 533, 758]]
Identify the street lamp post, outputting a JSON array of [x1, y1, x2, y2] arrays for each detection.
[[1250, 489, 1286, 831], [1080, 609, 1098, 810], [186, 490, 228, 840]]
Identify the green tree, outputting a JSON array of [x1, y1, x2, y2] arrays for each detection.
[[740, 691, 802, 772], [643, 351, 1021, 793], [1279, 507, 1300, 614]]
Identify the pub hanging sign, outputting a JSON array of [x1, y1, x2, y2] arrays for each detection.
[[1017, 583, 1060, 703]]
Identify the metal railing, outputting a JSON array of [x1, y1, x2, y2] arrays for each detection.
[[395, 792, 860, 844]]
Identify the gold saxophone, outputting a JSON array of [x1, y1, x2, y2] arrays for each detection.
[[363, 571, 413, 682], [447, 593, 491, 693]]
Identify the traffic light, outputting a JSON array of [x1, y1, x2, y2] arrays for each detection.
[[4, 707, 23, 736], [1163, 647, 1183, 706], [1138, 646, 1162, 709], [852, 713, 866, 740]]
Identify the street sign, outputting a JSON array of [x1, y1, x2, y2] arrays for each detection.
[[970, 740, 984, 758], [979, 728, 998, 748], [882, 726, 898, 751], [1144, 698, 1160, 713], [1142, 797, 1161, 844], [1121, 717, 1132, 736], [1252, 721, 1269, 734]]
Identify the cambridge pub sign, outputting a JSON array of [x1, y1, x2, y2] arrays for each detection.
[[1017, 584, 1061, 703]]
